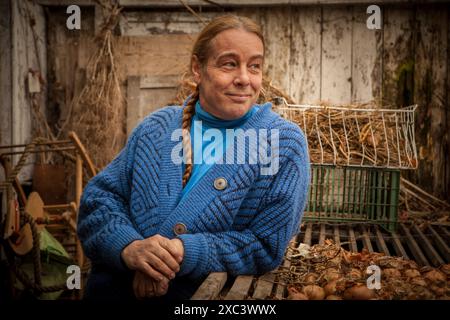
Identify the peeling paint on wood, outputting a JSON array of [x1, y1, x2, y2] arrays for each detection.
[[289, 6, 321, 104], [321, 6, 352, 104]]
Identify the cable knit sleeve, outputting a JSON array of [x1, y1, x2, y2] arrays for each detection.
[[177, 123, 310, 278], [77, 126, 144, 272]]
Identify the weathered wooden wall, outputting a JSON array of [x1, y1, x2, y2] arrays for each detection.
[[0, 0, 47, 183], [43, 4, 449, 198]]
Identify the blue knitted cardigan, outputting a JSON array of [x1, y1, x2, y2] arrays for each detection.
[[77, 103, 310, 279]]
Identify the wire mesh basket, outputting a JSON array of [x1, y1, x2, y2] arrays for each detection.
[[275, 98, 418, 169]]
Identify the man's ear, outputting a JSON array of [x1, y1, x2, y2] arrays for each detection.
[[191, 55, 201, 84]]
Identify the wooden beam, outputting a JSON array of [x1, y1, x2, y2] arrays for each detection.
[[334, 225, 340, 246], [191, 272, 227, 300], [224, 275, 254, 300], [374, 225, 390, 256], [303, 222, 312, 246], [412, 224, 445, 267], [252, 273, 276, 300], [400, 224, 429, 266], [361, 226, 374, 253], [319, 224, 326, 245], [391, 231, 409, 259], [274, 239, 296, 299], [37, 0, 450, 7], [428, 225, 450, 262], [348, 226, 358, 252]]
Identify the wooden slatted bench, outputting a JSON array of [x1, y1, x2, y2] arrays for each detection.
[[191, 222, 450, 300]]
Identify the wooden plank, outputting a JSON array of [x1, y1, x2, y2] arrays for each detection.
[[413, 6, 449, 198], [348, 226, 358, 252], [260, 7, 291, 94], [351, 5, 382, 104], [140, 75, 180, 89], [224, 275, 254, 300], [361, 226, 374, 253], [400, 224, 429, 266], [382, 7, 414, 106], [274, 238, 296, 299], [252, 272, 276, 300], [428, 225, 450, 262], [0, 0, 12, 149], [412, 224, 445, 267], [391, 231, 409, 259], [321, 6, 352, 104], [303, 222, 312, 246], [119, 11, 220, 36], [191, 272, 227, 300], [116, 35, 194, 80], [289, 6, 321, 103], [319, 223, 326, 245], [374, 225, 390, 256], [333, 225, 340, 246], [126, 76, 141, 136], [37, 0, 450, 6]]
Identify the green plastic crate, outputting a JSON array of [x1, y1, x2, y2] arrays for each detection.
[[304, 165, 400, 232]]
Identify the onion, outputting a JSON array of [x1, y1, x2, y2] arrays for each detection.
[[326, 295, 342, 300], [304, 273, 319, 284], [343, 284, 376, 300], [404, 269, 421, 278], [324, 269, 341, 282], [429, 284, 445, 296], [349, 268, 362, 279], [424, 270, 446, 283], [303, 285, 326, 300], [324, 281, 338, 296], [411, 277, 427, 287], [440, 264, 450, 275], [287, 286, 309, 300], [383, 268, 401, 279]]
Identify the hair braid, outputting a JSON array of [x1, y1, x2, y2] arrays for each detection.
[[181, 88, 199, 187]]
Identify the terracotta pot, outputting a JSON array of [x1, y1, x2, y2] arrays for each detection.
[[32, 164, 68, 204]]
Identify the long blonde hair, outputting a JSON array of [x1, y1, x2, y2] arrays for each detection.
[[182, 15, 265, 187]]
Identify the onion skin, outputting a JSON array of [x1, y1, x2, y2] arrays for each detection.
[[326, 295, 342, 300], [411, 277, 427, 287], [343, 284, 376, 300], [424, 270, 446, 283], [305, 273, 319, 284], [324, 269, 341, 282], [404, 269, 421, 278], [324, 281, 338, 296], [303, 285, 326, 300], [287, 286, 309, 300], [383, 268, 402, 279]]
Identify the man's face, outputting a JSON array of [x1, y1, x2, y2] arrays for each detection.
[[192, 29, 264, 120]]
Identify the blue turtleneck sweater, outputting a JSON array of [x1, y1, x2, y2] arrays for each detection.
[[181, 101, 260, 200], [78, 102, 310, 280]]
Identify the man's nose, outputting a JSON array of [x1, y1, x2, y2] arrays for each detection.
[[233, 66, 250, 86]]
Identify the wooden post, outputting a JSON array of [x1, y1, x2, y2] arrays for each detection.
[[75, 153, 84, 270]]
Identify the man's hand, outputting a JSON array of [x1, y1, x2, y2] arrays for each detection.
[[133, 271, 169, 299], [121, 234, 184, 281]]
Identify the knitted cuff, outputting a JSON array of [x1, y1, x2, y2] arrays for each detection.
[[103, 225, 144, 271], [176, 233, 209, 277]]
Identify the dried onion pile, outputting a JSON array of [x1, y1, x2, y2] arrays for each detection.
[[276, 239, 449, 300]]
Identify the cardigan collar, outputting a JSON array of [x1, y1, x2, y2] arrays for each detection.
[[156, 101, 277, 237]]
